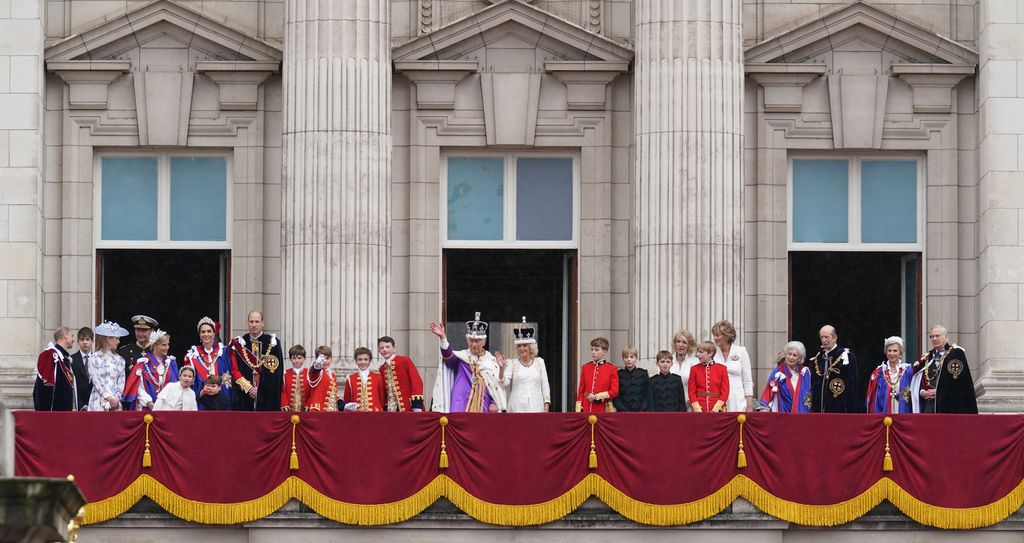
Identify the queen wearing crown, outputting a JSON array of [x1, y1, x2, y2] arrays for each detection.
[[496, 317, 551, 413], [429, 313, 507, 412]]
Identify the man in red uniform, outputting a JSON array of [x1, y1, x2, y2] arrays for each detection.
[[576, 337, 619, 412], [344, 347, 384, 412], [688, 341, 730, 412], [280, 344, 311, 411], [306, 345, 340, 411], [33, 327, 77, 411], [377, 336, 424, 412]]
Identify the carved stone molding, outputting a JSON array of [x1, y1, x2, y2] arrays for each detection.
[[827, 74, 889, 149], [546, 61, 627, 110], [48, 61, 130, 110], [892, 64, 974, 114], [197, 61, 277, 110], [394, 60, 478, 109], [745, 63, 826, 113]]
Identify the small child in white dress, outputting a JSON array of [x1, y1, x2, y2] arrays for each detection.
[[154, 365, 198, 411]]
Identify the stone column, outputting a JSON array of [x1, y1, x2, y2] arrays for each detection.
[[975, 1, 1024, 412], [0, 0, 46, 401], [633, 1, 744, 368], [281, 0, 391, 366]]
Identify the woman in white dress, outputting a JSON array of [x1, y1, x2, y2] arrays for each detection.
[[87, 321, 129, 411], [712, 320, 753, 412], [670, 329, 699, 408], [496, 318, 551, 412]]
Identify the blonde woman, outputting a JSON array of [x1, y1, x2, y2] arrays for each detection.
[[87, 321, 130, 411], [712, 320, 753, 412]]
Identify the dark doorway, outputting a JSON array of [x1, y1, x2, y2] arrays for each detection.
[[444, 249, 575, 412], [790, 251, 921, 401], [98, 249, 229, 361]]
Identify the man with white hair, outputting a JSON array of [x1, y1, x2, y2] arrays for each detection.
[[910, 325, 977, 414], [428, 313, 507, 412], [32, 327, 77, 411], [806, 324, 861, 413]]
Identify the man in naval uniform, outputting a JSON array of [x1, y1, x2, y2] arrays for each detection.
[[228, 310, 285, 411], [910, 324, 978, 414], [118, 315, 157, 379], [806, 325, 861, 413]]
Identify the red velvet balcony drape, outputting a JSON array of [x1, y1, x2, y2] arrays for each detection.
[[15, 412, 1024, 528]]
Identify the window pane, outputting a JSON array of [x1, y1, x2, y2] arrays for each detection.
[[861, 160, 917, 243], [516, 158, 573, 241], [101, 157, 158, 241], [447, 157, 504, 241], [170, 157, 228, 241], [792, 159, 848, 243]]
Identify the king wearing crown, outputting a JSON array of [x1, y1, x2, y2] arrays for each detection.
[[429, 313, 507, 412]]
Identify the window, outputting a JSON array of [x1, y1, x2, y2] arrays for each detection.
[[790, 157, 921, 249], [443, 152, 578, 247], [97, 153, 230, 248]]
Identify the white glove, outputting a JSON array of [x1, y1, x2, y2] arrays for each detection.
[[312, 355, 324, 370], [344, 403, 358, 412]]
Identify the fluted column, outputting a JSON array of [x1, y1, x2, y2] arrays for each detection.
[[633, 1, 744, 368], [281, 0, 391, 365]]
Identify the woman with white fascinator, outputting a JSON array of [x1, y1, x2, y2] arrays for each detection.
[[496, 317, 551, 413], [87, 321, 130, 411]]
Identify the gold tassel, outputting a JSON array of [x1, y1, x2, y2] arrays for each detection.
[[736, 414, 747, 469], [142, 414, 153, 468], [289, 415, 300, 471], [882, 416, 893, 472], [588, 415, 598, 469], [439, 416, 449, 469]]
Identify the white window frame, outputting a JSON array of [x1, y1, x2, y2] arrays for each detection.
[[441, 150, 580, 249], [787, 154, 924, 251], [94, 150, 233, 250]]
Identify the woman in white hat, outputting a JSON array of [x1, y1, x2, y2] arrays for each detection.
[[87, 321, 130, 411], [496, 317, 551, 413]]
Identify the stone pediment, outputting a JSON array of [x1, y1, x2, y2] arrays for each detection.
[[44, 0, 281, 64], [744, 1, 978, 67], [393, 0, 632, 66]]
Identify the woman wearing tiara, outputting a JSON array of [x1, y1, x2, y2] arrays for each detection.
[[123, 329, 180, 411], [496, 317, 551, 413], [183, 317, 234, 410]]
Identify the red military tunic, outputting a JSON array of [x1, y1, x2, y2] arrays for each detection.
[[688, 361, 730, 412], [575, 360, 619, 413], [305, 368, 339, 411], [280, 367, 310, 412], [378, 355, 424, 411], [344, 371, 384, 412]]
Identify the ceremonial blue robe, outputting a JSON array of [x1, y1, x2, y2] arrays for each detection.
[[757, 364, 812, 413], [866, 362, 914, 414]]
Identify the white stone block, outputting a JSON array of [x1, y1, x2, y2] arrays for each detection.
[[0, 317, 37, 355], [6, 279, 36, 318], [978, 133, 1018, 173], [8, 55, 37, 95], [7, 205, 36, 243], [980, 208, 1020, 247], [7, 130, 37, 168], [0, 167, 37, 205], [0, 95, 39, 130], [0, 20, 40, 56], [980, 59, 1018, 99], [980, 283, 1019, 322]]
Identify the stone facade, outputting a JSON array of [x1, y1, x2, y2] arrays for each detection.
[[1, 0, 1023, 412]]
